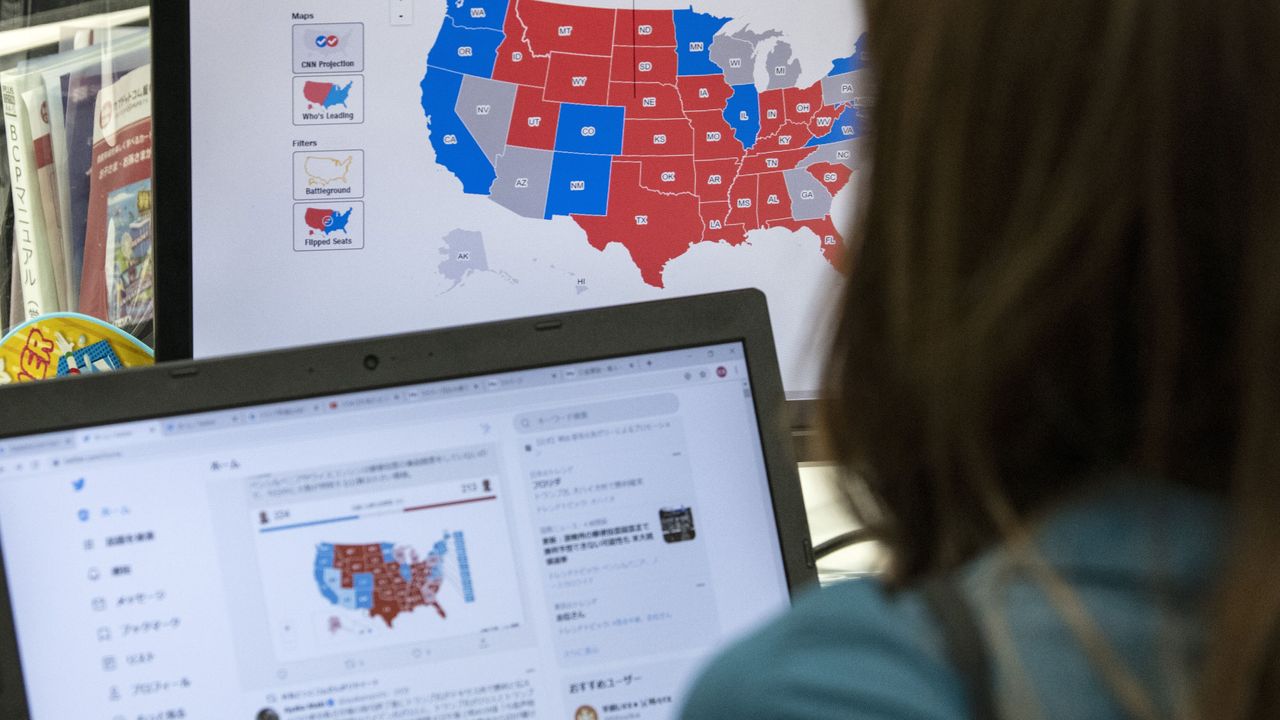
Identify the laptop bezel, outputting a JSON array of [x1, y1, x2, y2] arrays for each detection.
[[0, 289, 816, 716]]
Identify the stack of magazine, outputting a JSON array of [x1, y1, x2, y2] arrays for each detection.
[[0, 29, 152, 345]]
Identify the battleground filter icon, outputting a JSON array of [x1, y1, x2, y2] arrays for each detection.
[[660, 507, 697, 543], [304, 155, 354, 187]]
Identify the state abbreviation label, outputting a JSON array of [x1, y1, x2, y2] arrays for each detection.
[[294, 76, 364, 125], [294, 202, 365, 251], [293, 149, 365, 200], [294, 23, 365, 74]]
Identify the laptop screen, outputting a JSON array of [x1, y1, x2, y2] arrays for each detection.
[[0, 342, 791, 718]]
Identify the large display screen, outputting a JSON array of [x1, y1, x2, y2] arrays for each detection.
[[0, 342, 792, 718], [185, 0, 868, 397]]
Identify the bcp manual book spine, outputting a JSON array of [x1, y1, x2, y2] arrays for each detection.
[[7, 242, 20, 332], [0, 232, 10, 336], [0, 149, 11, 335], [23, 85, 72, 311], [82, 64, 152, 329], [1, 65, 62, 321], [7, 242, 20, 333]]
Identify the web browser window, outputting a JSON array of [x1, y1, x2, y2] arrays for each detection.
[[186, 0, 868, 396], [0, 342, 793, 719]]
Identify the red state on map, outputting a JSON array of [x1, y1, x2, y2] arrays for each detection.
[[331, 543, 446, 628], [492, 5, 550, 86], [768, 216, 848, 267], [699, 201, 728, 226], [623, 154, 696, 194], [611, 44, 679, 84], [758, 89, 789, 137], [726, 175, 759, 229], [677, 75, 734, 113], [572, 160, 704, 287], [699, 202, 748, 246], [545, 52, 613, 105], [740, 147, 818, 175], [608, 82, 686, 119], [695, 158, 740, 203], [689, 110, 745, 160], [613, 9, 678, 47], [623, 118, 695, 155], [751, 121, 815, 154], [807, 162, 854, 195], [757, 172, 794, 223], [516, 0, 617, 56], [508, 85, 561, 150], [784, 83, 826, 126], [808, 103, 846, 138]]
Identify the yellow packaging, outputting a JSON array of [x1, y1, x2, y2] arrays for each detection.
[[0, 313, 153, 385]]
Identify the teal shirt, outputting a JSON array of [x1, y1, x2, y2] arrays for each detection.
[[681, 480, 1224, 719]]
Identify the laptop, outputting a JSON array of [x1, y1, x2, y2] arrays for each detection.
[[0, 289, 815, 719]]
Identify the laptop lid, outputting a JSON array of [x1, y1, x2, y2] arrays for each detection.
[[0, 289, 815, 719]]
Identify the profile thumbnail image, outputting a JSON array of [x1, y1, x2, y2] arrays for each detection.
[[660, 506, 696, 543]]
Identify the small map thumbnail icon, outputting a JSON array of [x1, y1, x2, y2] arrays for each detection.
[[293, 150, 364, 200], [303, 207, 353, 236], [293, 22, 364, 74], [304, 155, 353, 187], [301, 80, 353, 110], [292, 76, 364, 125], [293, 202, 365, 251]]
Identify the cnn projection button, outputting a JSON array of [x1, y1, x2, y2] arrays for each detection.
[[293, 149, 365, 200], [293, 23, 365, 74], [293, 202, 365, 252]]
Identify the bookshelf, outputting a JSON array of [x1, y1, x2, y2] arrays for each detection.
[[0, 0, 152, 347]]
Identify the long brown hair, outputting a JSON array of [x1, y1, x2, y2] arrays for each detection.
[[823, 1, 1280, 717]]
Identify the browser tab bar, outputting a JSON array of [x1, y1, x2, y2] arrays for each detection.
[[163, 413, 229, 437], [81, 421, 162, 448], [249, 401, 323, 424], [0, 433, 75, 458]]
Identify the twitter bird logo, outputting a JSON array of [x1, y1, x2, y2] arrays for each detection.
[[72, 478, 85, 492]]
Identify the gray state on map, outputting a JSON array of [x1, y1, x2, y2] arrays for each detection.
[[491, 146, 554, 220], [765, 42, 802, 90], [784, 168, 835, 221], [455, 75, 518, 165], [438, 229, 491, 288], [731, 27, 783, 45], [806, 138, 866, 168], [822, 69, 873, 107], [709, 34, 757, 86]]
